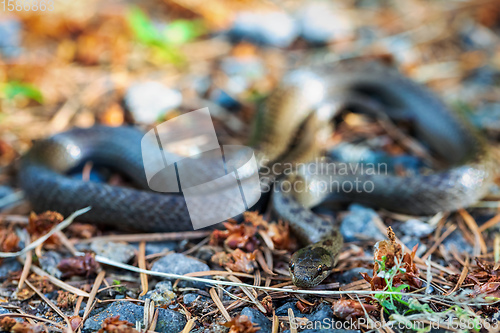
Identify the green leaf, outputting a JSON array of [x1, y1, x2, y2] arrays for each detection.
[[127, 7, 163, 46], [1, 81, 43, 103], [163, 19, 206, 45]]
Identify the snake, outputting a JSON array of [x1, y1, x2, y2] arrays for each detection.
[[18, 62, 497, 288]]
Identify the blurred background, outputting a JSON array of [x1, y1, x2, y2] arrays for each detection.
[[1, 0, 500, 171]]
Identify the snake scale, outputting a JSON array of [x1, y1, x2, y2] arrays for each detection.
[[19, 62, 497, 287]]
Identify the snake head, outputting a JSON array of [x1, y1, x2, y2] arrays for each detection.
[[289, 245, 335, 288]]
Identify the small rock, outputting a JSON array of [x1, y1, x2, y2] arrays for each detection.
[[0, 17, 22, 58], [276, 302, 300, 317], [229, 11, 298, 47], [83, 301, 186, 333], [333, 267, 372, 285], [442, 230, 474, 255], [297, 3, 353, 44], [90, 240, 135, 264], [140, 281, 175, 306], [39, 251, 63, 279], [124, 82, 182, 124], [209, 89, 242, 112], [130, 241, 177, 256], [240, 307, 271, 333], [399, 219, 434, 238], [305, 303, 334, 323], [0, 259, 22, 279], [182, 293, 209, 306], [151, 253, 209, 289], [340, 204, 386, 242]]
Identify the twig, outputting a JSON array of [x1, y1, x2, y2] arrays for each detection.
[[138, 241, 148, 297], [25, 279, 73, 333], [209, 287, 231, 322]]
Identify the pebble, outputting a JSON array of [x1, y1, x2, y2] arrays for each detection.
[[0, 259, 22, 279], [182, 293, 209, 306], [340, 204, 386, 242], [442, 230, 474, 255], [398, 219, 435, 238], [229, 11, 298, 47], [276, 302, 334, 323], [83, 301, 186, 333], [297, 3, 353, 44], [333, 267, 372, 285], [124, 82, 182, 124], [0, 17, 22, 58], [130, 241, 177, 256], [38, 251, 63, 279], [139, 281, 175, 306], [90, 240, 136, 264], [240, 307, 272, 333], [151, 253, 210, 289]]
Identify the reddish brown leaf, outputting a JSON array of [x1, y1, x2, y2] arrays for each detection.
[[57, 253, 100, 278], [97, 316, 139, 333], [223, 315, 259, 333], [332, 299, 378, 320], [211, 249, 256, 273]]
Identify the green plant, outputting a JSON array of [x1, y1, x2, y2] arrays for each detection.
[[373, 255, 410, 313], [0, 81, 43, 103]]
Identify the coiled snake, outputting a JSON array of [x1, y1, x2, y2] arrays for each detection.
[[19, 62, 497, 287]]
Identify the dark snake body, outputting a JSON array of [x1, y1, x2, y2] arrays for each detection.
[[19, 63, 497, 287]]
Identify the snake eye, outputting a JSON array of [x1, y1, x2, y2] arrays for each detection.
[[289, 262, 295, 272]]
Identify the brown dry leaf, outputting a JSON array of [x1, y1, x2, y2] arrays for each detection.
[[211, 249, 257, 273], [0, 139, 16, 166], [27, 211, 63, 246], [362, 227, 421, 290], [0, 225, 20, 258], [266, 220, 296, 251], [100, 103, 124, 127], [97, 316, 140, 333], [16, 275, 54, 301], [223, 315, 259, 333], [66, 223, 99, 239], [471, 282, 500, 299], [210, 221, 259, 252], [0, 316, 48, 333], [56, 291, 77, 309], [57, 252, 100, 278], [332, 299, 378, 320]]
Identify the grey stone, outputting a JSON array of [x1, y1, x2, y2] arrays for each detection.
[[90, 240, 135, 263], [229, 11, 298, 47], [130, 241, 177, 256], [297, 3, 353, 43], [442, 230, 474, 255], [240, 307, 271, 333], [399, 219, 434, 238], [139, 281, 175, 306], [182, 293, 209, 306], [333, 267, 372, 285], [340, 204, 386, 242], [83, 301, 186, 333], [151, 253, 209, 289], [0, 259, 22, 279], [124, 81, 182, 124], [39, 251, 63, 279]]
